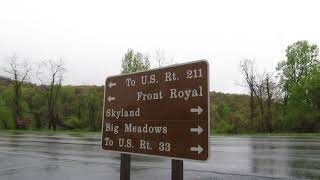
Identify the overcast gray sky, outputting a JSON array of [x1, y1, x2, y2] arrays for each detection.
[[0, 0, 319, 93]]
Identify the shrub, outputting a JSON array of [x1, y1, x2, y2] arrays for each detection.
[[214, 120, 236, 134]]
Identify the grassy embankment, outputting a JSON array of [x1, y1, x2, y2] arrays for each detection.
[[0, 129, 98, 136], [211, 132, 320, 137], [0, 129, 319, 137]]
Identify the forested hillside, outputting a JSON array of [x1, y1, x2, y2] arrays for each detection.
[[1, 41, 319, 133], [210, 92, 284, 133], [1, 76, 252, 133], [0, 78, 104, 131]]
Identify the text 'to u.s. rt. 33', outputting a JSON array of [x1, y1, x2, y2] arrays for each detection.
[[101, 60, 209, 161]]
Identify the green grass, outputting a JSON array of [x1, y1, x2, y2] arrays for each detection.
[[0, 129, 100, 136], [211, 131, 320, 137]]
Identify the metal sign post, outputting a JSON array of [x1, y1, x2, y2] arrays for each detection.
[[120, 154, 131, 180], [172, 159, 183, 180]]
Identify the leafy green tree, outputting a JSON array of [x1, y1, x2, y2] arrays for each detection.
[[0, 106, 14, 129], [286, 65, 320, 131], [277, 40, 320, 131], [215, 102, 237, 134], [30, 93, 47, 129], [60, 86, 78, 120], [86, 88, 101, 131], [278, 41, 319, 85], [0, 87, 15, 129], [277, 41, 319, 110], [217, 101, 230, 120], [121, 49, 150, 73], [305, 66, 320, 111]]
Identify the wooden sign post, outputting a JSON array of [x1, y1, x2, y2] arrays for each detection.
[[101, 60, 210, 179]]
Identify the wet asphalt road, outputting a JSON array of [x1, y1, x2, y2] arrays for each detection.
[[0, 132, 319, 180]]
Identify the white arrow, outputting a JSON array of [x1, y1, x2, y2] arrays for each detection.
[[190, 125, 203, 135], [190, 144, 203, 154], [108, 82, 116, 88], [190, 106, 203, 115], [108, 96, 115, 102]]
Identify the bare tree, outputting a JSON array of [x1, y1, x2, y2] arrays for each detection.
[[155, 49, 166, 67], [240, 59, 277, 132], [240, 59, 256, 130], [254, 72, 278, 132], [265, 73, 274, 132], [3, 55, 31, 129], [253, 73, 267, 131], [154, 49, 174, 67], [36, 59, 71, 130]]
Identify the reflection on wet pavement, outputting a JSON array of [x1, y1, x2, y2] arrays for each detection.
[[0, 133, 319, 180]]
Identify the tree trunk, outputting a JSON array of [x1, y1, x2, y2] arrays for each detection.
[[88, 106, 96, 131], [13, 85, 22, 129], [34, 113, 42, 129], [250, 90, 255, 130]]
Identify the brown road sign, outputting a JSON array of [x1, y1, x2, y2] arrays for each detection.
[[101, 60, 209, 161], [17, 118, 32, 125]]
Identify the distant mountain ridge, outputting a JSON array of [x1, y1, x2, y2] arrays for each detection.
[[0, 76, 12, 86]]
